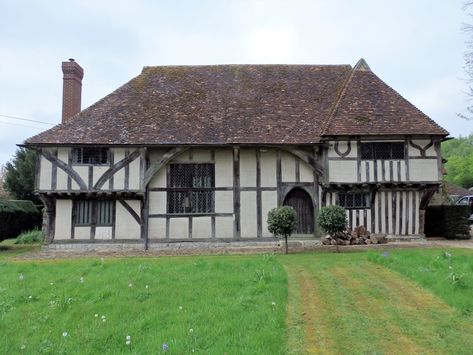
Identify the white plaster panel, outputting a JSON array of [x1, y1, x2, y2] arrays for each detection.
[[216, 217, 234, 238], [169, 218, 189, 239], [128, 157, 141, 190], [239, 149, 257, 187], [299, 161, 313, 182], [149, 191, 167, 214], [115, 200, 141, 239], [173, 151, 191, 162], [408, 140, 436, 157], [192, 217, 212, 239], [93, 166, 109, 187], [260, 150, 277, 187], [328, 140, 357, 158], [240, 191, 257, 238], [57, 147, 69, 189], [74, 166, 89, 188], [328, 160, 357, 182], [148, 218, 166, 239], [74, 227, 91, 240], [262, 191, 277, 237], [192, 149, 212, 162], [281, 152, 296, 182], [149, 169, 166, 188], [408, 159, 438, 181], [54, 200, 72, 240], [215, 150, 233, 187], [39, 157, 52, 190], [215, 191, 233, 213], [95, 227, 113, 240], [113, 149, 125, 190]]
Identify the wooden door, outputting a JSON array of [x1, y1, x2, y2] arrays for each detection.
[[283, 188, 314, 234]]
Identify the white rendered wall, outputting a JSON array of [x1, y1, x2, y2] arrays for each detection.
[[115, 200, 141, 239]]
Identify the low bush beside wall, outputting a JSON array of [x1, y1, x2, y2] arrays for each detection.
[[425, 205, 470, 239], [0, 199, 42, 242]]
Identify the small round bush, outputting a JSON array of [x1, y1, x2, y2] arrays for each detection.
[[267, 206, 297, 254], [318, 205, 347, 237]]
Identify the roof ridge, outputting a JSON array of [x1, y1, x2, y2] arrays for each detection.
[[321, 64, 356, 135]]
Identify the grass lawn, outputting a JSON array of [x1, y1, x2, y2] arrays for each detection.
[[1, 243, 472, 354]]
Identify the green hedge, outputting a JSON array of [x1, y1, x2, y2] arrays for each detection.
[[425, 205, 470, 239], [0, 199, 42, 242]]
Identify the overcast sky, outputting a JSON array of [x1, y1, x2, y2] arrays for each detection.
[[1, 0, 472, 165]]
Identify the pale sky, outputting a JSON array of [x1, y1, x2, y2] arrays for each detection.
[[1, 0, 472, 165]]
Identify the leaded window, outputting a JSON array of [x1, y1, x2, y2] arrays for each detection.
[[72, 147, 109, 165], [167, 164, 215, 214], [338, 192, 370, 209], [360, 142, 405, 160], [74, 200, 114, 225]]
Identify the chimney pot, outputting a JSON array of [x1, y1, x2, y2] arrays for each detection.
[[61, 59, 84, 123]]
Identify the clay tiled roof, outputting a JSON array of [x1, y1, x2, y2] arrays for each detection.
[[26, 61, 448, 146], [322, 60, 449, 137]]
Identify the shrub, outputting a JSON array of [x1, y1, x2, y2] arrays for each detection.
[[318, 205, 347, 237], [425, 205, 470, 239], [15, 228, 44, 244], [267, 206, 297, 254], [0, 199, 42, 242]]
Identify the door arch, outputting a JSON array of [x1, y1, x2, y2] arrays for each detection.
[[283, 188, 314, 234]]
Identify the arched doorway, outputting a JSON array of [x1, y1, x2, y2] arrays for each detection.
[[283, 188, 314, 234]]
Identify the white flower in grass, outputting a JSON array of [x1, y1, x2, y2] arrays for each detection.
[[145, 285, 149, 289], [126, 335, 131, 341], [20, 344, 26, 350], [28, 295, 32, 299], [189, 328, 194, 334], [126, 340, 131, 346], [179, 306, 183, 310], [128, 283, 133, 288], [101, 315, 106, 319], [95, 314, 98, 318], [19, 273, 24, 281], [62, 331, 68, 337], [271, 301, 276, 307], [102, 318, 107, 323], [80, 277, 84, 283]]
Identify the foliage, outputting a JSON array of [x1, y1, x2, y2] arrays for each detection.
[[15, 228, 44, 244], [3, 147, 39, 204], [425, 205, 470, 239], [267, 206, 297, 254], [0, 199, 42, 242], [0, 255, 287, 354], [442, 134, 473, 188], [318, 205, 347, 236]]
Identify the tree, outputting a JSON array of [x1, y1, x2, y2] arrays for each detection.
[[3, 148, 39, 204], [318, 205, 347, 252], [442, 134, 473, 188], [267, 206, 297, 254], [0, 164, 12, 199]]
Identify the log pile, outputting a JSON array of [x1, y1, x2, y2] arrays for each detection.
[[321, 225, 388, 246]]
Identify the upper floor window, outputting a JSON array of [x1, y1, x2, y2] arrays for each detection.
[[338, 192, 370, 209], [360, 142, 405, 160], [72, 147, 109, 165], [167, 163, 215, 214]]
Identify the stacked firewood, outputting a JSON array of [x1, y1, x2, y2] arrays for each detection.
[[321, 225, 388, 246]]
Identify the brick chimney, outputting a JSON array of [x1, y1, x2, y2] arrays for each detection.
[[61, 58, 84, 123]]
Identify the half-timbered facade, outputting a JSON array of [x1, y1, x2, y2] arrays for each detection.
[[25, 59, 448, 248]]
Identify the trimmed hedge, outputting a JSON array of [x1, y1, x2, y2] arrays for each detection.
[[425, 205, 470, 239], [0, 199, 42, 242]]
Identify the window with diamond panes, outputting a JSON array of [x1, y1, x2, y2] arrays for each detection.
[[360, 142, 405, 160], [74, 200, 114, 226], [72, 147, 109, 164], [338, 192, 370, 209], [168, 164, 215, 214]]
